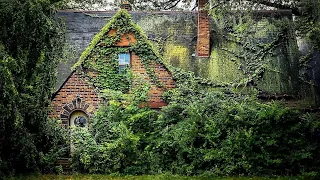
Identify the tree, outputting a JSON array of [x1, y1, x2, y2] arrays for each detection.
[[0, 0, 67, 175]]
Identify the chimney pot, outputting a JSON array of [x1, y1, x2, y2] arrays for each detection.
[[121, 1, 132, 11]]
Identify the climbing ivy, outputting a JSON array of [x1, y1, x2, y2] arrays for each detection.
[[208, 8, 299, 94], [73, 10, 166, 92]]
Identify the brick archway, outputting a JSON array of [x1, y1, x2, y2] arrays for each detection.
[[59, 95, 94, 127]]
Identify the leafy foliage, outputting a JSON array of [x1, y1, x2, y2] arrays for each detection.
[[74, 10, 166, 90], [71, 72, 320, 176], [71, 83, 154, 174], [0, 0, 68, 175]]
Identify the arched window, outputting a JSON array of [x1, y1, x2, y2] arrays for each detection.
[[69, 110, 88, 128]]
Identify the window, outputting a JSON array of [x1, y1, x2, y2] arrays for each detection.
[[118, 53, 130, 72], [69, 110, 88, 128]]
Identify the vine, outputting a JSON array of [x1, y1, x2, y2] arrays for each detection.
[[72, 10, 166, 92], [210, 10, 296, 90]]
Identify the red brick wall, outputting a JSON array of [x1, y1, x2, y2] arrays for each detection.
[[50, 52, 175, 123], [49, 72, 100, 127], [131, 53, 175, 108], [107, 29, 136, 46], [197, 0, 210, 57], [50, 29, 176, 123]]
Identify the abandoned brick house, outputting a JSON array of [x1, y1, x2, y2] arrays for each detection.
[[49, 0, 320, 128]]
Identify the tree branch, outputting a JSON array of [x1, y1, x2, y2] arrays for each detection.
[[248, 0, 301, 15], [163, 0, 182, 10]]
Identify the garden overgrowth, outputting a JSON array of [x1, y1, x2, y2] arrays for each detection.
[[71, 70, 320, 177]]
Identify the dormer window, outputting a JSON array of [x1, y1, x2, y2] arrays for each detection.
[[118, 53, 130, 72]]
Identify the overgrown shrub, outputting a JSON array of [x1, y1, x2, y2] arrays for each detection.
[[71, 82, 320, 176], [38, 119, 69, 174]]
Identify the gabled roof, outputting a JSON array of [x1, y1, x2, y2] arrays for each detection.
[[55, 10, 197, 90], [72, 9, 165, 71]]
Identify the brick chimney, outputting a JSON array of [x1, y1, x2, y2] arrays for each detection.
[[197, 0, 210, 57], [121, 1, 132, 11]]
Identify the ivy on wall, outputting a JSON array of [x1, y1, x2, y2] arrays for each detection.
[[225, 18, 287, 85], [71, 9, 304, 100], [72, 10, 167, 92], [208, 11, 300, 94], [135, 10, 301, 95]]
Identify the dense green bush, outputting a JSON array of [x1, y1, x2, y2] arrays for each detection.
[[0, 0, 68, 175], [71, 80, 320, 176], [38, 119, 69, 174]]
